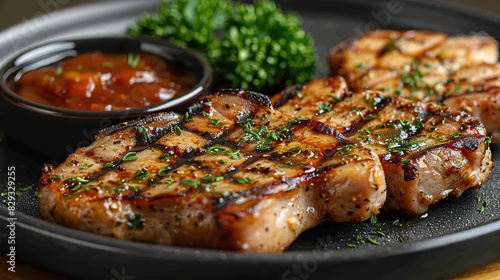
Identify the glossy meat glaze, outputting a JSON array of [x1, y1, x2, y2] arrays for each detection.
[[39, 90, 386, 252], [272, 77, 493, 215], [329, 30, 500, 141]]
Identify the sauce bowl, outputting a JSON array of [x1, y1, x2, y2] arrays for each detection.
[[0, 37, 213, 161]]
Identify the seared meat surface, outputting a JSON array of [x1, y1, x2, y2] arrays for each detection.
[[329, 30, 500, 141], [272, 77, 493, 215], [39, 90, 386, 252]]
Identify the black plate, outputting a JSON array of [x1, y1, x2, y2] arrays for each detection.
[[0, 1, 499, 279]]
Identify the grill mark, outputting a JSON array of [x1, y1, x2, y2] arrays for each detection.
[[79, 92, 357, 206], [341, 94, 392, 138], [98, 112, 179, 137]]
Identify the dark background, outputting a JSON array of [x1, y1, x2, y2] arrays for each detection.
[[0, 0, 499, 31]]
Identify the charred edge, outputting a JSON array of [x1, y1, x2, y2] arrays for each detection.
[[226, 89, 274, 108], [308, 120, 349, 143], [398, 136, 486, 182], [402, 161, 419, 181], [98, 112, 179, 136], [271, 84, 306, 107], [451, 136, 485, 151]]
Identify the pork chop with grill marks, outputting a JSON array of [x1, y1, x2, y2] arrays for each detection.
[[272, 77, 493, 215], [328, 29, 500, 141], [39, 90, 386, 252]]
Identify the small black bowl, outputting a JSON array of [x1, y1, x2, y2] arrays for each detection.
[[0, 37, 213, 161]]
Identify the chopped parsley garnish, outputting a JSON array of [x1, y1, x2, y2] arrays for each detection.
[[55, 66, 63, 76], [334, 144, 356, 157], [157, 166, 171, 177], [65, 176, 90, 183], [235, 177, 252, 184], [358, 129, 373, 135], [318, 102, 332, 114], [122, 152, 138, 162], [180, 178, 199, 188], [206, 145, 241, 159], [184, 112, 193, 122], [79, 163, 94, 170], [18, 186, 32, 192], [127, 213, 145, 230], [449, 132, 461, 139], [393, 219, 403, 227], [173, 125, 182, 135], [164, 179, 173, 186], [367, 237, 379, 245], [159, 154, 170, 161], [127, 53, 141, 68], [209, 118, 222, 126], [134, 169, 150, 180]]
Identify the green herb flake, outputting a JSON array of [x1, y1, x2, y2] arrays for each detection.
[[334, 144, 356, 157], [393, 219, 403, 227], [318, 102, 332, 114], [157, 166, 171, 177], [399, 236, 405, 243], [134, 169, 150, 180], [65, 176, 90, 183], [127, 53, 141, 68], [79, 163, 94, 170], [235, 177, 252, 184], [55, 66, 63, 76], [127, 213, 145, 230], [159, 154, 170, 161], [479, 199, 488, 214], [180, 178, 199, 188], [449, 132, 461, 139], [346, 243, 356, 248], [128, 185, 139, 192], [18, 186, 32, 192], [173, 125, 182, 135], [122, 152, 138, 162], [209, 118, 222, 126], [164, 179, 173, 186], [367, 237, 379, 245], [71, 184, 82, 192], [104, 162, 115, 168], [184, 112, 193, 122], [370, 215, 378, 226]]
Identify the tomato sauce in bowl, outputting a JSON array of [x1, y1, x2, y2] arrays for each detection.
[[14, 52, 197, 111]]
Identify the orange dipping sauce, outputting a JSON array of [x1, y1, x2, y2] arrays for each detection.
[[13, 52, 197, 111]]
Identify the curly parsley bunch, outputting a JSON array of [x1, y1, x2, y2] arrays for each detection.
[[129, 0, 317, 93]]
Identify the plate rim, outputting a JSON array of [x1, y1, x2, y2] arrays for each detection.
[[0, 0, 499, 273]]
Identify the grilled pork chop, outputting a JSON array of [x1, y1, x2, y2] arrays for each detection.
[[272, 77, 493, 215], [39, 90, 386, 252], [328, 29, 500, 141]]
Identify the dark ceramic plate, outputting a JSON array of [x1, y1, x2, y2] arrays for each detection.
[[0, 1, 499, 279]]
